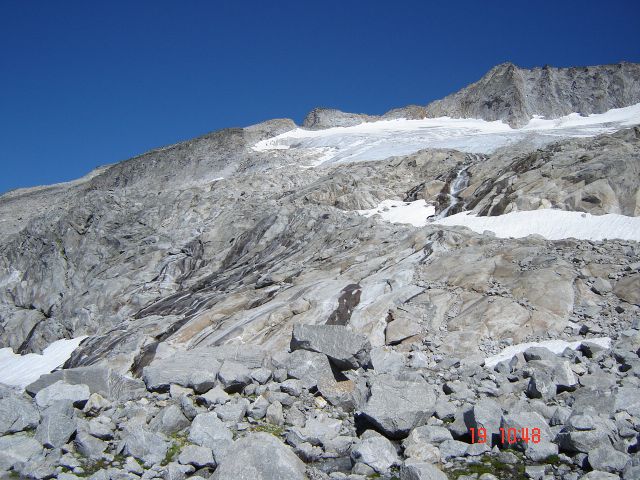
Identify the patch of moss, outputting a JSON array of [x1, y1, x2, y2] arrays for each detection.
[[76, 459, 111, 478], [250, 423, 285, 437], [447, 453, 526, 480]]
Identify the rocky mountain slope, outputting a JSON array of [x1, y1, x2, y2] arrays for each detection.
[[0, 62, 639, 480]]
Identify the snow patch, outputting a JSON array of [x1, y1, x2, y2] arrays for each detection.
[[253, 103, 640, 166], [0, 336, 87, 389], [484, 337, 611, 368], [357, 199, 435, 226], [433, 209, 640, 242]]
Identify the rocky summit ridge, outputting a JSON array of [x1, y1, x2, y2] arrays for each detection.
[[303, 62, 640, 129], [0, 62, 640, 480]]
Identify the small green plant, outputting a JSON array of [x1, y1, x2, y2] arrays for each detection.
[[544, 454, 561, 465], [162, 432, 190, 466]]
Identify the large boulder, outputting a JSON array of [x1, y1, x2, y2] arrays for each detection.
[[211, 432, 305, 480], [26, 365, 146, 401], [350, 434, 399, 473], [0, 433, 44, 471], [35, 401, 77, 448], [118, 425, 170, 466], [556, 414, 614, 454], [501, 411, 556, 461], [587, 444, 631, 473], [464, 398, 503, 447], [286, 414, 342, 447], [290, 324, 371, 370], [403, 425, 452, 461], [75, 427, 108, 459], [142, 351, 221, 393], [217, 361, 252, 393], [358, 374, 436, 438], [613, 274, 640, 305], [286, 350, 334, 390], [149, 404, 190, 435], [34, 381, 90, 408], [188, 412, 233, 460], [178, 444, 215, 469], [0, 394, 40, 435]]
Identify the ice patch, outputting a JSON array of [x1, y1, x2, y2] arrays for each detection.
[[484, 337, 611, 368], [0, 336, 87, 389], [357, 199, 435, 227], [253, 103, 640, 166], [433, 209, 640, 242]]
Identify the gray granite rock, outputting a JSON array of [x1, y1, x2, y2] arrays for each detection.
[[265, 400, 284, 426], [211, 432, 305, 480], [149, 404, 190, 435], [587, 444, 631, 473], [177, 444, 215, 468], [287, 414, 342, 447], [217, 361, 251, 393], [291, 324, 371, 370], [286, 350, 333, 390], [118, 425, 170, 465], [0, 394, 39, 435], [0, 433, 44, 471], [214, 398, 249, 423], [197, 385, 229, 407], [26, 366, 146, 401], [142, 352, 221, 393], [35, 401, 77, 448], [359, 374, 436, 438], [465, 398, 503, 447], [501, 411, 556, 461], [75, 428, 108, 459], [187, 412, 233, 460], [438, 439, 470, 460], [350, 435, 398, 473], [34, 381, 90, 408]]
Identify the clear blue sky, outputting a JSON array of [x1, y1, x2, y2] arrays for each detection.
[[1, 1, 639, 193]]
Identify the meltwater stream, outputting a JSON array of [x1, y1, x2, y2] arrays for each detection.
[[437, 166, 470, 218]]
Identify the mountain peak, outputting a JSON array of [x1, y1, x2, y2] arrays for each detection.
[[424, 62, 640, 127]]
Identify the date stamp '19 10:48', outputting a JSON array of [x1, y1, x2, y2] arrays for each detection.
[[469, 427, 542, 444]]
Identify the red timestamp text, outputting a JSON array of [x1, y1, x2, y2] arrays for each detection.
[[469, 427, 542, 444]]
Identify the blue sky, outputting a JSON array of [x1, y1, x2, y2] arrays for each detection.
[[1, 1, 639, 193]]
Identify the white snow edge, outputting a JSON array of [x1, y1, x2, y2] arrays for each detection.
[[356, 200, 640, 242], [484, 337, 611, 368], [0, 336, 87, 389], [434, 209, 640, 242]]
